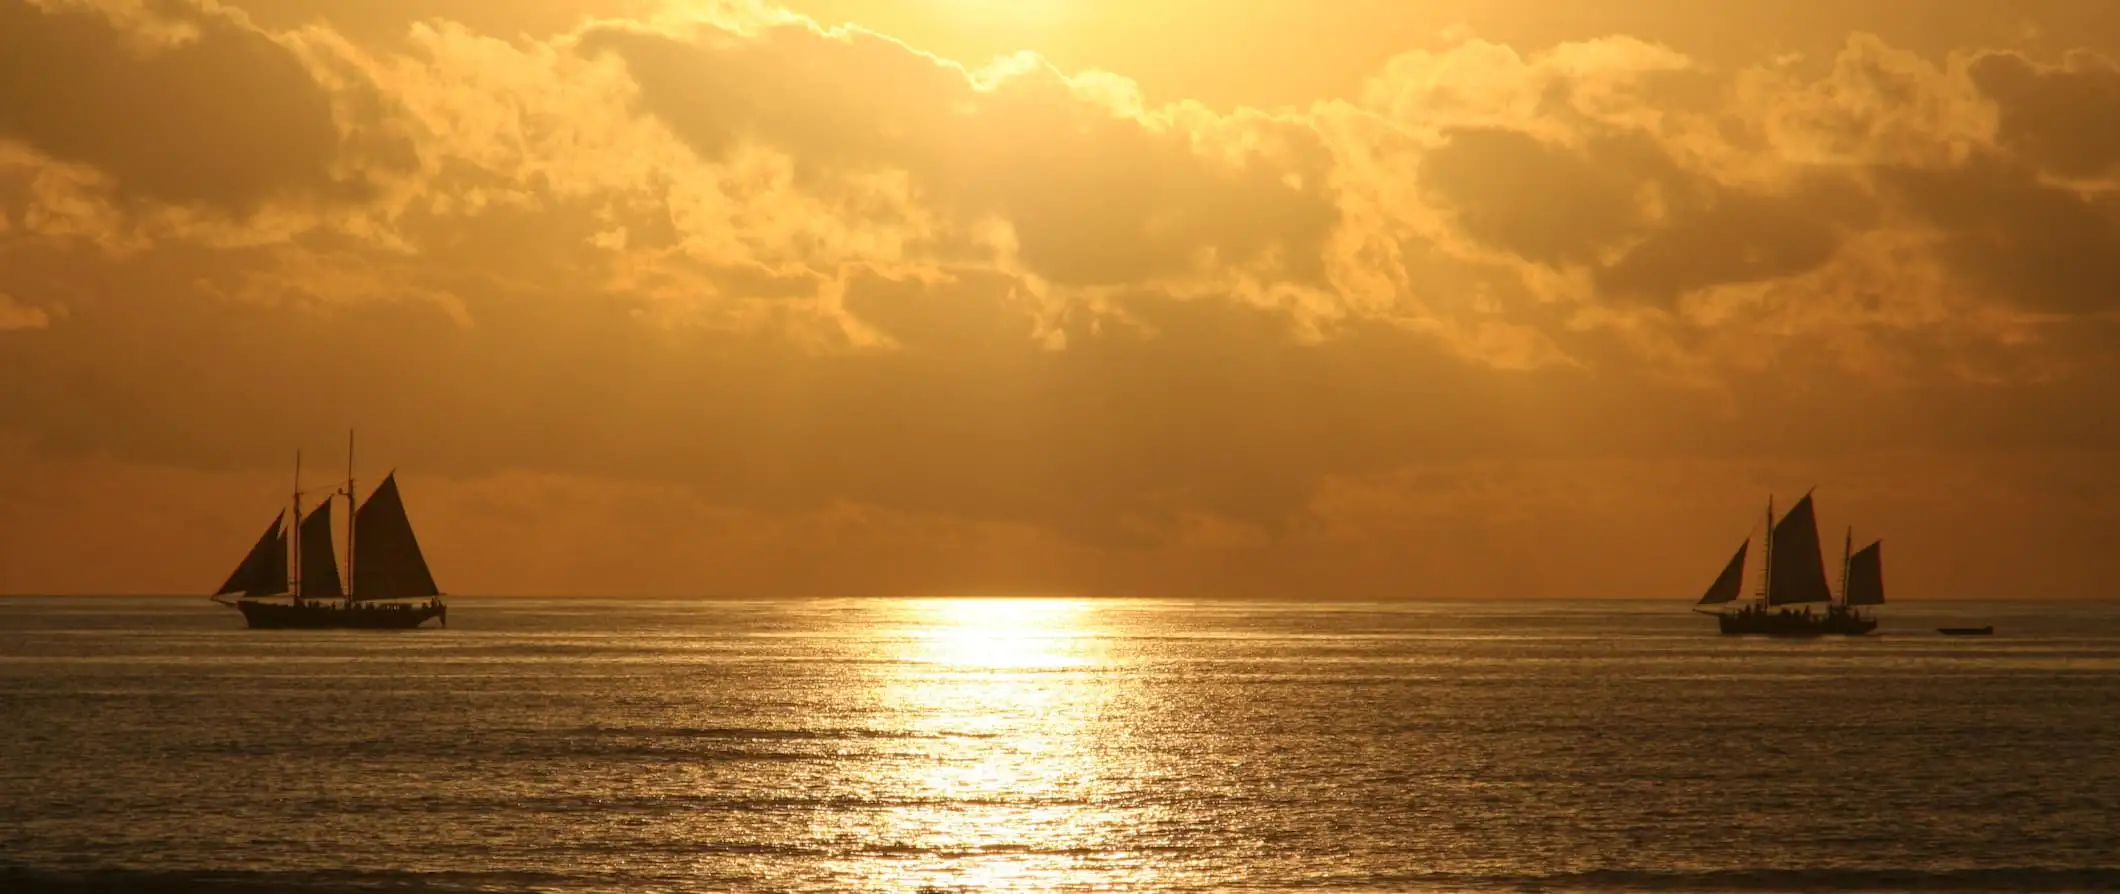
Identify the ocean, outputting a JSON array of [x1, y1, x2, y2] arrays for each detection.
[[1, 597, 2115, 893]]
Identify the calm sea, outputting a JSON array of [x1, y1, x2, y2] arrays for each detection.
[[1, 597, 2116, 893]]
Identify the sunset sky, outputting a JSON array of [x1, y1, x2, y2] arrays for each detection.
[[4, 0, 2120, 599]]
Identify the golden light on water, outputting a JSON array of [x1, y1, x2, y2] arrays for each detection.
[[887, 597, 1104, 773], [901, 598, 1101, 672], [837, 597, 1157, 890]]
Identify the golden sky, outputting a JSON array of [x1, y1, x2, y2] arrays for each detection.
[[4, 0, 2120, 598]]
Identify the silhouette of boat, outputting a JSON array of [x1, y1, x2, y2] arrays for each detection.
[[1938, 626, 1994, 636], [1691, 490, 1882, 636], [210, 432, 446, 629]]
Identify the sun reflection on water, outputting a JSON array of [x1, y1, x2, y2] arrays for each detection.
[[832, 597, 1155, 891], [902, 598, 1101, 671]]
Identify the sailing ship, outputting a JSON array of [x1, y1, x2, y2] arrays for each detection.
[[1691, 489, 1882, 636], [209, 432, 447, 629]]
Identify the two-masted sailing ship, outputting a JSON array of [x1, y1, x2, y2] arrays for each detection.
[[210, 433, 447, 629], [1692, 489, 1884, 635]]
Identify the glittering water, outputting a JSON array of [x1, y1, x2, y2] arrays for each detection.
[[2, 597, 2117, 893]]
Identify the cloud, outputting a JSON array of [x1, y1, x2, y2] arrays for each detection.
[[0, 249, 1555, 547], [0, 291, 50, 330], [1594, 173, 1873, 307], [1418, 127, 1665, 268], [1878, 151, 2120, 316], [1972, 49, 2120, 179], [574, 18, 1340, 287], [0, 0, 412, 216]]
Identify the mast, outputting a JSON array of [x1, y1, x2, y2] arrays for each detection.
[[291, 450, 302, 601], [345, 429, 356, 605], [1839, 526, 1853, 609], [1759, 495, 1774, 610]]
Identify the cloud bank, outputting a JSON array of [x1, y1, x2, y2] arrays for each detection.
[[4, 0, 2118, 597]]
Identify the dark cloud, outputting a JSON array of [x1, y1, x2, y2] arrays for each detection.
[[1879, 151, 2120, 315], [0, 0, 406, 213], [1421, 126, 1866, 308], [577, 22, 1340, 286], [1598, 174, 1871, 305], [1973, 50, 2120, 179], [0, 226, 1623, 547], [1419, 127, 1661, 267], [11, 219, 2108, 557]]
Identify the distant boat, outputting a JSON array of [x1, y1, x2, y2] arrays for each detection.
[[1938, 626, 1994, 636], [209, 431, 447, 629], [1690, 490, 1881, 636]]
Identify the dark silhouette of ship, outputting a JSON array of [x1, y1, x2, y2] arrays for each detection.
[[1691, 490, 1883, 636], [209, 432, 447, 629]]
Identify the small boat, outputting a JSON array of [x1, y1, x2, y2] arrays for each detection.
[[1938, 626, 1994, 636], [209, 431, 447, 629]]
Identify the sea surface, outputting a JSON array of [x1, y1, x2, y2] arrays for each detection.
[[1, 597, 2116, 893]]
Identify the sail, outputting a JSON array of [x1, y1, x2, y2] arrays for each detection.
[[298, 501, 344, 598], [352, 473, 440, 599], [1844, 540, 1885, 606], [1697, 540, 1749, 605], [215, 513, 287, 596], [1766, 493, 1833, 605]]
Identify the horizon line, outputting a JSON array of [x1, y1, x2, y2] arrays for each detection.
[[4, 593, 2115, 602]]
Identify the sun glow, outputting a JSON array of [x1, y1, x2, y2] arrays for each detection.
[[830, 597, 1152, 888], [926, 0, 1072, 34], [901, 597, 1101, 671]]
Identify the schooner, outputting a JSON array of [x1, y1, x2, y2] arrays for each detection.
[[1692, 489, 1881, 635], [210, 432, 447, 629]]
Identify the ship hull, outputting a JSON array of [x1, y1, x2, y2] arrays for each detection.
[[233, 599, 445, 630], [1713, 609, 1877, 636]]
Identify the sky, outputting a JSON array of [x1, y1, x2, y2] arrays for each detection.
[[3, 0, 2120, 599]]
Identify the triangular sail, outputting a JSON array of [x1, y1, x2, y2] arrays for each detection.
[[352, 473, 440, 599], [299, 501, 343, 598], [1766, 493, 1833, 605], [1697, 540, 1749, 605], [1844, 541, 1884, 606], [216, 513, 287, 596]]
